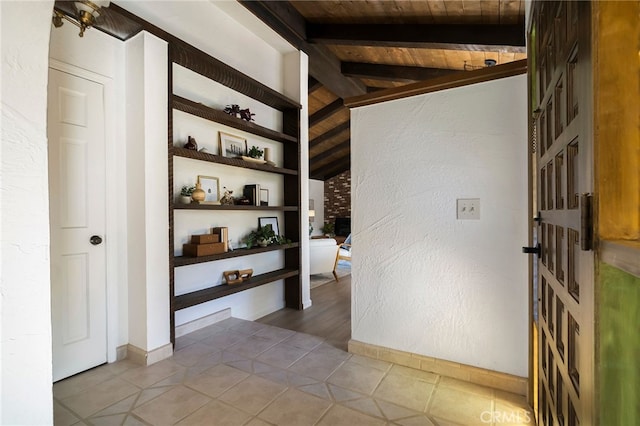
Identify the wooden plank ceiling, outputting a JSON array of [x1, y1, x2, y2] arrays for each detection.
[[242, 0, 527, 180]]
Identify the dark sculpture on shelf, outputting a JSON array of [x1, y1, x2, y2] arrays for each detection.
[[223, 104, 241, 116], [184, 135, 198, 150], [224, 104, 255, 122], [220, 187, 234, 205], [239, 108, 255, 122]]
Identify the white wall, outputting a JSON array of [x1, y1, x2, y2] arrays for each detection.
[[351, 75, 529, 377], [1, 2, 54, 424], [309, 179, 325, 237], [125, 32, 171, 352]]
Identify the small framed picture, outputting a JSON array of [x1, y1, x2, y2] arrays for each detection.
[[218, 131, 246, 158], [258, 217, 279, 236], [198, 175, 220, 204], [260, 188, 269, 206]]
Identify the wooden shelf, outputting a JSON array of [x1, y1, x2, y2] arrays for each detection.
[[174, 203, 298, 211], [173, 95, 298, 144], [174, 243, 299, 267], [174, 147, 298, 175], [168, 34, 303, 344], [174, 268, 299, 310], [171, 41, 300, 112]]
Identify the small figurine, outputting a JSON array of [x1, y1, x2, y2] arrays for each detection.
[[223, 104, 255, 122], [184, 135, 198, 150], [220, 187, 234, 205], [223, 104, 241, 118], [239, 108, 255, 122]]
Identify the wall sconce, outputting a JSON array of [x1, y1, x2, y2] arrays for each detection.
[[309, 210, 316, 223], [52, 0, 110, 37]]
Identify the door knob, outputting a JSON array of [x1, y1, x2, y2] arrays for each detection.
[[90, 235, 103, 245], [533, 211, 542, 223], [522, 243, 541, 258]]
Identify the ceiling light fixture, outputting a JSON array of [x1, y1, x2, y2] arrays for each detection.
[[52, 0, 110, 37], [463, 58, 498, 71]]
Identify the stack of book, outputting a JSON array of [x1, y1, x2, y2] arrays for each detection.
[[243, 184, 260, 206], [183, 227, 228, 256]]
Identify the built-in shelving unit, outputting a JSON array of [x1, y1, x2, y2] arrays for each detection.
[[168, 40, 302, 344]]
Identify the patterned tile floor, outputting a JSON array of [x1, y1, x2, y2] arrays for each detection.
[[54, 318, 533, 425]]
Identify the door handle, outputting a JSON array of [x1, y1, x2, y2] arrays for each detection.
[[522, 243, 541, 258], [90, 235, 103, 245], [533, 211, 542, 223]]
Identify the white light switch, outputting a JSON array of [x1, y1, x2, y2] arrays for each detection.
[[457, 198, 480, 220]]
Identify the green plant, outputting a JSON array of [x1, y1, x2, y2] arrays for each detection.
[[180, 185, 195, 196], [247, 145, 264, 159], [321, 222, 335, 235], [273, 235, 292, 245], [243, 224, 276, 248]]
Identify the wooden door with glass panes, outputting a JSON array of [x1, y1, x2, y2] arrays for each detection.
[[530, 2, 594, 425]]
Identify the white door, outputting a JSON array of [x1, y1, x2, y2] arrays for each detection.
[[48, 68, 107, 381]]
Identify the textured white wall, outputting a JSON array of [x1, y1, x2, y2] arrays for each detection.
[[1, 2, 54, 424], [351, 75, 529, 377]]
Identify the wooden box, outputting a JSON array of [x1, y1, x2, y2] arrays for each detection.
[[183, 242, 226, 257], [190, 233, 220, 244]]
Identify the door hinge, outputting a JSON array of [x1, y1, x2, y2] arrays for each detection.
[[580, 193, 593, 251]]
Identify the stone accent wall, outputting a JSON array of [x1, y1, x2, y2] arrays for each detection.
[[324, 170, 351, 225]]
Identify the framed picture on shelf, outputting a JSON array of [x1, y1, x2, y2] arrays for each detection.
[[258, 217, 279, 235], [198, 175, 220, 204], [260, 188, 269, 206], [218, 131, 246, 158]]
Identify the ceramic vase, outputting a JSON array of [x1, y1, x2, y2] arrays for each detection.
[[191, 183, 206, 203]]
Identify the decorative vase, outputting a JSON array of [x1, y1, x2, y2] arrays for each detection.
[[180, 195, 192, 204], [191, 183, 206, 203], [257, 239, 269, 247], [184, 135, 198, 150]]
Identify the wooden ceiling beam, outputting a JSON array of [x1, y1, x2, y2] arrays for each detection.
[[345, 59, 527, 108], [342, 62, 458, 82], [308, 76, 322, 93], [309, 120, 350, 149], [238, 0, 367, 98], [307, 23, 526, 53], [309, 98, 344, 127], [310, 140, 350, 166], [311, 156, 351, 180]]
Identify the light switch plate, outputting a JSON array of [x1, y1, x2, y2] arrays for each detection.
[[457, 198, 480, 220]]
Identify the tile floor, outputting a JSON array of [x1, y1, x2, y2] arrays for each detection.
[[54, 318, 533, 426]]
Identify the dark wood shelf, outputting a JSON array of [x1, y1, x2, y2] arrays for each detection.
[[174, 203, 298, 212], [174, 268, 299, 310], [171, 41, 300, 112], [173, 147, 298, 176], [173, 95, 298, 144], [174, 243, 299, 267]]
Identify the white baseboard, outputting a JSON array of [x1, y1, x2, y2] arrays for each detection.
[[127, 343, 173, 366], [116, 345, 128, 361], [175, 308, 232, 338]]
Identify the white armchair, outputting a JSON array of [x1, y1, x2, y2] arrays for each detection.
[[309, 238, 339, 281]]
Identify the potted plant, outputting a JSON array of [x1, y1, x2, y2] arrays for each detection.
[[243, 224, 276, 248], [321, 222, 335, 237], [180, 185, 195, 204], [246, 145, 264, 159]]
